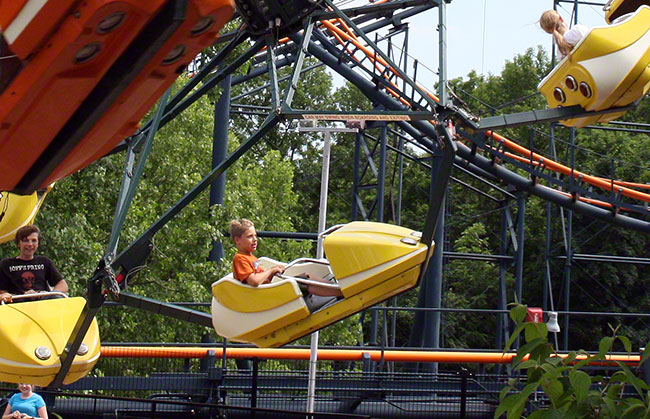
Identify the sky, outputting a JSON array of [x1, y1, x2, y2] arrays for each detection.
[[408, 0, 607, 82], [326, 0, 609, 91]]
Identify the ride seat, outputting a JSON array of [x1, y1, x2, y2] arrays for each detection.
[[604, 0, 650, 23], [211, 260, 311, 342]]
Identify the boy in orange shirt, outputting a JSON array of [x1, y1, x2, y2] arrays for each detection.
[[230, 219, 342, 297], [231, 219, 284, 285]]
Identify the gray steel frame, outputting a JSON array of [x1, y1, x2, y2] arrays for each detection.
[[48, 0, 650, 391]]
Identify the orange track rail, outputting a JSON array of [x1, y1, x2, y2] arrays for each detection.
[[485, 131, 650, 203], [317, 8, 650, 209], [100, 346, 640, 366]]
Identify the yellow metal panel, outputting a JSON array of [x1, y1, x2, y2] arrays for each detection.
[[331, 221, 416, 236], [339, 248, 427, 297], [538, 7, 650, 127], [253, 265, 422, 348], [0, 188, 48, 244], [233, 306, 310, 343], [0, 297, 100, 386], [213, 279, 302, 313], [323, 221, 425, 280], [614, 63, 650, 106]]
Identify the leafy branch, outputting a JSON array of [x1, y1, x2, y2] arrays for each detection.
[[495, 303, 650, 419]]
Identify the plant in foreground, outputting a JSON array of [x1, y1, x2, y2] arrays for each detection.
[[495, 303, 650, 419]]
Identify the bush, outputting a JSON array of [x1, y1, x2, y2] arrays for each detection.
[[495, 303, 650, 419]]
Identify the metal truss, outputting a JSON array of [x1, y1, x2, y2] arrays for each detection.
[[49, 0, 650, 388]]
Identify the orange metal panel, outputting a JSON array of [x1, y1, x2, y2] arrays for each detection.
[[0, 1, 29, 33], [41, 0, 235, 188], [3, 0, 79, 59], [0, 0, 164, 191]]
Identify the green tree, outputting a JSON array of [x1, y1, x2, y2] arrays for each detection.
[[445, 222, 509, 349]]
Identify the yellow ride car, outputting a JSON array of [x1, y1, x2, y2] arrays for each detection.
[[538, 6, 650, 127], [211, 222, 432, 348]]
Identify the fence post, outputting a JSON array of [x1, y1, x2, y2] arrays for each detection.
[[361, 352, 374, 373], [459, 367, 471, 419], [251, 357, 259, 418]]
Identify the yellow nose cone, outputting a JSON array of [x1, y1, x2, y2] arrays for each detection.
[[323, 221, 426, 280]]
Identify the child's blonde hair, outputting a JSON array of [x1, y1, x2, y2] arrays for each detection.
[[539, 10, 572, 57], [230, 218, 254, 239]]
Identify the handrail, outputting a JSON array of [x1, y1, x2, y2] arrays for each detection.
[[317, 223, 345, 239], [275, 274, 341, 289], [99, 346, 641, 366], [1, 291, 67, 304], [282, 257, 331, 270]]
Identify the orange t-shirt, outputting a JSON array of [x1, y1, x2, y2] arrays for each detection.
[[232, 253, 265, 284]]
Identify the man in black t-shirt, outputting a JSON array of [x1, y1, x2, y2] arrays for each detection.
[[0, 225, 68, 303]]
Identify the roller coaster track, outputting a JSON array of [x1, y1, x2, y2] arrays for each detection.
[[113, 0, 650, 231], [284, 0, 650, 230]]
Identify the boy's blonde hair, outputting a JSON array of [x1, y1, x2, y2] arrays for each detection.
[[230, 218, 254, 239]]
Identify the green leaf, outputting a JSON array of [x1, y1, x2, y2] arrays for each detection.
[[563, 351, 578, 364], [540, 363, 559, 374], [623, 397, 644, 406], [541, 378, 564, 405], [517, 360, 538, 370], [603, 395, 618, 416], [509, 382, 537, 419], [529, 343, 553, 363], [526, 410, 546, 419], [610, 370, 629, 383], [499, 385, 512, 402], [510, 304, 527, 324], [622, 404, 645, 419], [599, 336, 614, 358], [504, 322, 527, 352], [541, 365, 565, 382], [620, 363, 650, 396], [618, 335, 632, 354], [528, 366, 544, 383], [524, 321, 548, 342], [548, 408, 570, 419], [574, 353, 597, 369], [494, 393, 519, 419], [606, 383, 623, 400], [512, 338, 546, 366], [569, 370, 591, 404], [508, 404, 526, 419]]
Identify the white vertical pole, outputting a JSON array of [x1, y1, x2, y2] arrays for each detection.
[[307, 130, 332, 414], [317, 130, 332, 260]]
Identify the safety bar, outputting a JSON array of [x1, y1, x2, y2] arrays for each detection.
[[275, 274, 341, 289], [283, 257, 331, 270], [1, 291, 68, 304], [318, 224, 345, 239]]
